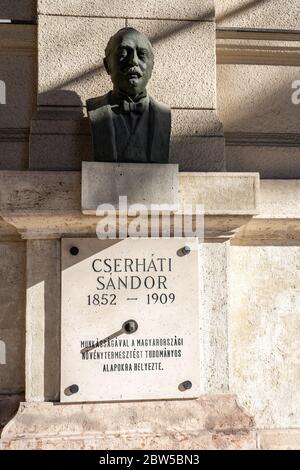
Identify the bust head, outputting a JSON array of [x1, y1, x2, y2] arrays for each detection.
[[104, 28, 154, 99]]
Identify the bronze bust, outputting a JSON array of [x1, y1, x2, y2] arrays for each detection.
[[86, 28, 171, 163]]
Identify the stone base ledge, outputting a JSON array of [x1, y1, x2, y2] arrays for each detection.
[[1, 394, 255, 450], [0, 171, 259, 216]]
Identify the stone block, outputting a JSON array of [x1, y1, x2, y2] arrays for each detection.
[[226, 146, 300, 179], [259, 180, 300, 219], [0, 243, 26, 330], [29, 109, 92, 170], [1, 395, 255, 449], [259, 430, 300, 450], [171, 136, 225, 171], [217, 64, 300, 134], [216, 0, 300, 30], [38, 16, 125, 106], [0, 329, 25, 394], [171, 110, 225, 170], [128, 19, 216, 108], [29, 134, 92, 170], [172, 109, 223, 137], [1, 0, 36, 21], [38, 0, 215, 20], [179, 172, 259, 215], [0, 171, 81, 213], [229, 246, 300, 428], [1, 430, 257, 450], [0, 142, 28, 170], [0, 395, 23, 432], [82, 162, 179, 214], [0, 54, 36, 129], [26, 240, 61, 402], [0, 171, 259, 216], [199, 241, 229, 393]]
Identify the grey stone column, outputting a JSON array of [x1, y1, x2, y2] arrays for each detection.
[[25, 240, 61, 402]]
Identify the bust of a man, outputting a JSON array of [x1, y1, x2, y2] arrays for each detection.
[[86, 28, 171, 163]]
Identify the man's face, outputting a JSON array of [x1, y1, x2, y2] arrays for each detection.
[[105, 31, 154, 98]]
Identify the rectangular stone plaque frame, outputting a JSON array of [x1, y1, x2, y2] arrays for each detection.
[[61, 238, 200, 402]]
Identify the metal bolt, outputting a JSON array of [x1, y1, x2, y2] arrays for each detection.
[[182, 246, 191, 255], [181, 380, 192, 391], [123, 320, 138, 334], [70, 246, 79, 256], [69, 384, 79, 394]]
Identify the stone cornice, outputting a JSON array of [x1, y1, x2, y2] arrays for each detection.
[[0, 171, 259, 241], [225, 132, 300, 148], [217, 30, 300, 65], [0, 25, 36, 56], [0, 172, 299, 244]]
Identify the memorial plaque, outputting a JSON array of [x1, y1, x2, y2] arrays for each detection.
[[61, 238, 200, 402]]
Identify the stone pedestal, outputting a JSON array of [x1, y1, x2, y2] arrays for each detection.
[[1, 395, 255, 450], [82, 162, 179, 214]]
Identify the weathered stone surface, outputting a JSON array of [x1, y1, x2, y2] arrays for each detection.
[[179, 172, 259, 215], [26, 240, 61, 402], [217, 65, 300, 134], [200, 242, 229, 393], [38, 0, 215, 20], [171, 110, 225, 171], [172, 110, 223, 137], [128, 19, 216, 108], [0, 329, 25, 394], [171, 136, 225, 171], [0, 142, 28, 171], [229, 246, 300, 428], [0, 0, 36, 21], [259, 180, 300, 219], [216, 0, 300, 30], [0, 395, 23, 433], [0, 243, 25, 394], [29, 134, 92, 170], [1, 430, 257, 450], [82, 162, 178, 214], [226, 146, 300, 179], [38, 16, 125, 106], [0, 24, 36, 57], [0, 171, 259, 216], [0, 243, 26, 330], [0, 55, 36, 129], [259, 430, 300, 450], [1, 395, 255, 449], [0, 171, 81, 213]]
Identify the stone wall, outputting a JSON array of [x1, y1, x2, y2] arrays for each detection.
[[0, 24, 36, 170], [216, 0, 300, 177]]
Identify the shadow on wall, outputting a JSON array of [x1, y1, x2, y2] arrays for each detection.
[[41, 0, 269, 98], [30, 90, 93, 170]]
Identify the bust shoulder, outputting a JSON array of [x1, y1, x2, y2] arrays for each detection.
[[149, 96, 170, 115], [86, 93, 111, 112]]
